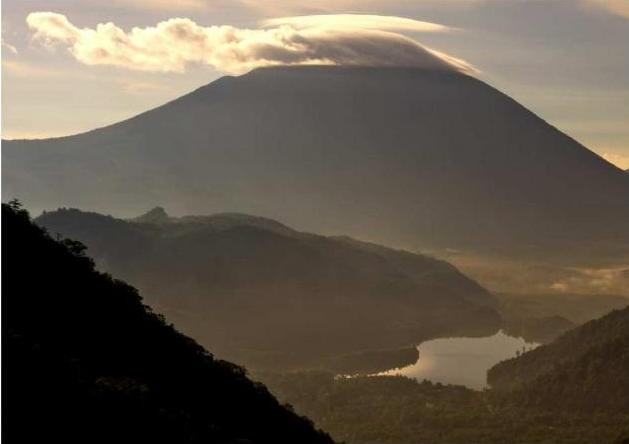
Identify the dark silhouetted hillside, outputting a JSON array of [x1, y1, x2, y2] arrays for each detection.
[[488, 305, 629, 412], [2, 201, 334, 444], [35, 206, 500, 372]]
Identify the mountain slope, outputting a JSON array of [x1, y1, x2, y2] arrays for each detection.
[[2, 202, 334, 444], [4, 66, 628, 259], [487, 305, 629, 412], [35, 206, 500, 371], [496, 291, 629, 343]]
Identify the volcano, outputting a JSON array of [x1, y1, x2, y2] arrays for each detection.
[[4, 66, 628, 258]]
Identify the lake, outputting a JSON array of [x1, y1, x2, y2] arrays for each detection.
[[380, 331, 539, 390]]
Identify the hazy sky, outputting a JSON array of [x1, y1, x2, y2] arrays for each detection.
[[2, 0, 628, 168]]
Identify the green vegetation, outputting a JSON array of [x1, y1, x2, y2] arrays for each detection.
[[258, 372, 629, 444], [256, 305, 629, 444], [488, 306, 629, 405], [7, 200, 628, 443], [2, 201, 333, 444]]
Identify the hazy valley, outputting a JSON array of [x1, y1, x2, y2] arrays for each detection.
[[3, 13, 629, 442], [35, 206, 500, 373]]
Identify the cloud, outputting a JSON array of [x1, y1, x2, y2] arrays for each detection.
[[26, 12, 476, 75], [263, 14, 452, 33], [239, 0, 491, 16]]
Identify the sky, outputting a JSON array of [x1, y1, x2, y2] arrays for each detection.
[[2, 0, 629, 169]]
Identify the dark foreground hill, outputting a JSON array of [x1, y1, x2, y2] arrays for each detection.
[[4, 66, 629, 262], [488, 305, 629, 412], [35, 206, 500, 372], [2, 201, 333, 444]]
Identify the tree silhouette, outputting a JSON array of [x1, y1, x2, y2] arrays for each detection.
[[2, 202, 334, 444]]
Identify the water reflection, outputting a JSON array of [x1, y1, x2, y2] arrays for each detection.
[[381, 331, 539, 390]]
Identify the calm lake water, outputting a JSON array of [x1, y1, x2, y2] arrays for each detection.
[[381, 331, 539, 390]]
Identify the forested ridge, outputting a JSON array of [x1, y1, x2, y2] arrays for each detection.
[[259, 371, 629, 444], [488, 305, 629, 412], [257, 305, 629, 444], [4, 199, 628, 444], [2, 201, 334, 444], [35, 206, 499, 373]]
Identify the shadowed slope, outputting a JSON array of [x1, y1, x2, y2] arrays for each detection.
[[488, 305, 629, 412], [2, 202, 334, 444]]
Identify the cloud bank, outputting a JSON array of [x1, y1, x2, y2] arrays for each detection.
[[26, 12, 476, 75], [263, 14, 451, 32]]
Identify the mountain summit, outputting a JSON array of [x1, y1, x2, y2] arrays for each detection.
[[4, 66, 629, 258], [131, 206, 170, 224]]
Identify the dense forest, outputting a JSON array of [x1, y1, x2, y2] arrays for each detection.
[[259, 367, 629, 444], [256, 305, 629, 443], [35, 207, 500, 373], [488, 306, 629, 411], [5, 200, 628, 444], [2, 201, 333, 444], [267, 372, 629, 444]]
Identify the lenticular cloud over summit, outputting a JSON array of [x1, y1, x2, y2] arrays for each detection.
[[26, 12, 477, 75]]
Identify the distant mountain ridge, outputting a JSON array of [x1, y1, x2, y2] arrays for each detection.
[[129, 206, 298, 236], [36, 206, 500, 372], [495, 291, 629, 343], [5, 66, 628, 261], [2, 202, 334, 443]]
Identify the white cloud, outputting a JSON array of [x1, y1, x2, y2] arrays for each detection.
[[263, 14, 452, 33], [239, 0, 491, 16], [26, 12, 476, 75]]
